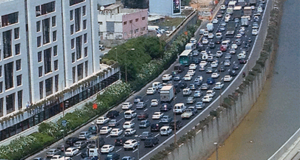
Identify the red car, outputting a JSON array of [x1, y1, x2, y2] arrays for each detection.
[[220, 45, 227, 51]]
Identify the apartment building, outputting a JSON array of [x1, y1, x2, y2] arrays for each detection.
[[0, 0, 119, 142]]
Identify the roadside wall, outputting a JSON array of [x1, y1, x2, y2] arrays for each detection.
[[163, 0, 276, 160]]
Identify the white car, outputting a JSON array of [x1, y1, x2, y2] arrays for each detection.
[[199, 61, 207, 67], [236, 33, 242, 38], [212, 18, 218, 23], [124, 128, 136, 136], [231, 43, 238, 49], [206, 90, 216, 97], [110, 128, 123, 137], [252, 29, 258, 35], [151, 99, 159, 107], [215, 32, 222, 39], [123, 121, 135, 129], [202, 38, 209, 44], [208, 33, 214, 39], [189, 64, 197, 70], [184, 74, 192, 81], [214, 82, 224, 90], [96, 116, 109, 125], [202, 95, 213, 103], [162, 74, 172, 81], [203, 31, 209, 37], [124, 139, 138, 150], [147, 87, 156, 95], [211, 61, 218, 68], [152, 112, 164, 120], [187, 70, 195, 76], [100, 126, 112, 134], [65, 147, 79, 157], [224, 60, 231, 66], [50, 155, 65, 160], [238, 53, 246, 60], [224, 75, 233, 82], [225, 14, 231, 22], [183, 88, 192, 96], [122, 102, 133, 110], [160, 126, 172, 136], [211, 73, 220, 78], [220, 4, 226, 10], [101, 145, 114, 153], [216, 51, 223, 58], [124, 110, 137, 120]]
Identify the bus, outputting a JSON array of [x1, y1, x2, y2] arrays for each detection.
[[179, 50, 193, 66]]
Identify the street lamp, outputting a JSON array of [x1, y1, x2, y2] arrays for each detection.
[[91, 122, 100, 160], [214, 142, 218, 160], [125, 48, 135, 83]]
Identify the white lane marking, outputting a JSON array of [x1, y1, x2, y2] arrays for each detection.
[[144, 108, 148, 112], [116, 148, 122, 152], [106, 135, 110, 138], [133, 148, 139, 153], [145, 99, 149, 103], [155, 134, 159, 137], [117, 118, 124, 123]]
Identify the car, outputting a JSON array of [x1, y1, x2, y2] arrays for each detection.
[[74, 141, 88, 150], [229, 48, 236, 54], [122, 156, 135, 160], [189, 83, 197, 90], [139, 120, 151, 128], [124, 110, 137, 120], [215, 37, 222, 44], [254, 15, 260, 22], [215, 32, 222, 39], [160, 103, 172, 112], [202, 95, 213, 103], [122, 102, 133, 110], [236, 33, 242, 38], [144, 137, 159, 147], [78, 131, 91, 140], [106, 152, 120, 160], [207, 77, 215, 85], [134, 96, 142, 103], [99, 44, 105, 51], [219, 26, 226, 31], [195, 101, 205, 110], [178, 81, 187, 89], [89, 125, 98, 135], [224, 60, 231, 66], [97, 116, 110, 125], [124, 128, 136, 136], [183, 74, 192, 81], [160, 126, 172, 136], [199, 65, 205, 71], [234, 18, 239, 23], [199, 61, 207, 67], [136, 101, 146, 109], [124, 139, 138, 150], [214, 82, 224, 90], [252, 22, 259, 29], [238, 53, 246, 59], [225, 53, 231, 59], [107, 110, 119, 119], [211, 73, 220, 78], [229, 69, 238, 76], [108, 119, 119, 127], [187, 69, 195, 76], [212, 18, 218, 23], [193, 90, 202, 98], [190, 37, 197, 44], [224, 75, 233, 82], [100, 126, 112, 134], [150, 122, 163, 132], [152, 112, 164, 120], [192, 50, 199, 56], [211, 61, 219, 68], [202, 38, 209, 44], [147, 87, 156, 95], [114, 137, 128, 146], [239, 58, 248, 64], [46, 149, 61, 158], [139, 131, 153, 140], [173, 75, 181, 81], [232, 64, 240, 70], [65, 147, 79, 157], [123, 121, 135, 129], [160, 115, 173, 124], [200, 83, 209, 90], [187, 96, 195, 104], [231, 43, 238, 49], [217, 13, 223, 18], [208, 33, 214, 39], [189, 63, 197, 70], [181, 109, 194, 119], [150, 99, 159, 107], [208, 42, 215, 48], [188, 106, 198, 114], [206, 90, 215, 97], [101, 145, 115, 153], [162, 74, 172, 81], [50, 155, 65, 160], [183, 88, 192, 96], [194, 78, 202, 86], [206, 67, 213, 73], [218, 65, 225, 72], [252, 29, 258, 35], [225, 14, 230, 22], [216, 51, 223, 58], [110, 128, 123, 137]]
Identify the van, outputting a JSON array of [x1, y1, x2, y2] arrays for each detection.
[[173, 103, 186, 114], [185, 43, 196, 50], [152, 82, 162, 90], [88, 148, 99, 157], [174, 64, 184, 73], [206, 23, 214, 32]]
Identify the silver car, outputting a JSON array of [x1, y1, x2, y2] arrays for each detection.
[[187, 97, 195, 104]]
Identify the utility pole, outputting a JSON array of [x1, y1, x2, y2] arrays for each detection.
[[214, 142, 218, 160], [174, 112, 177, 144]]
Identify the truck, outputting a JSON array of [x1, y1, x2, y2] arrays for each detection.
[[232, 6, 242, 19], [160, 85, 175, 102], [237, 0, 246, 6], [249, 0, 257, 6], [225, 21, 236, 37], [206, 23, 214, 32], [241, 16, 249, 26], [243, 6, 252, 16]]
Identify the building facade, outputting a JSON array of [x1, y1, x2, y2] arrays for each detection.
[[0, 0, 120, 142], [98, 4, 148, 40]]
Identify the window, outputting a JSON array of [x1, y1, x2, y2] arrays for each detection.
[[72, 67, 76, 83], [84, 33, 87, 43], [0, 82, 2, 93], [82, 6, 86, 16], [14, 28, 19, 39], [0, 66, 2, 77], [135, 28, 139, 33], [76, 36, 82, 59], [3, 30, 12, 58], [53, 46, 57, 56], [85, 61, 88, 77], [36, 21, 41, 32], [36, 2, 55, 17], [135, 18, 139, 22], [70, 25, 74, 35], [55, 75, 58, 92], [37, 36, 41, 47], [77, 63, 83, 80], [17, 75, 22, 86], [1, 12, 18, 27], [72, 52, 75, 63], [15, 43, 20, 55], [142, 17, 145, 20], [141, 27, 146, 31], [4, 62, 14, 90], [0, 98, 3, 117], [38, 66, 43, 77], [129, 20, 132, 23], [6, 93, 15, 114], [16, 59, 21, 71], [52, 16, 56, 26], [54, 60, 58, 70], [17, 90, 22, 109], [70, 0, 84, 6], [44, 48, 52, 74], [42, 18, 50, 44], [45, 77, 53, 96], [83, 20, 86, 29], [98, 22, 103, 25], [123, 21, 127, 25], [38, 51, 42, 62], [71, 39, 74, 49], [84, 47, 88, 57], [75, 8, 81, 32], [70, 10, 73, 20], [53, 31, 57, 41], [39, 81, 43, 99]]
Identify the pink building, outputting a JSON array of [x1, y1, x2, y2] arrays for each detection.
[[98, 4, 148, 40]]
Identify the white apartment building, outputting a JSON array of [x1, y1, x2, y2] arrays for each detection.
[[0, 0, 119, 142]]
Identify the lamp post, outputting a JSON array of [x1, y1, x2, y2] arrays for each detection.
[[214, 142, 219, 160], [125, 48, 135, 83]]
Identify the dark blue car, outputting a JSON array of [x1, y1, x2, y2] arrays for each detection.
[[207, 78, 215, 85]]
